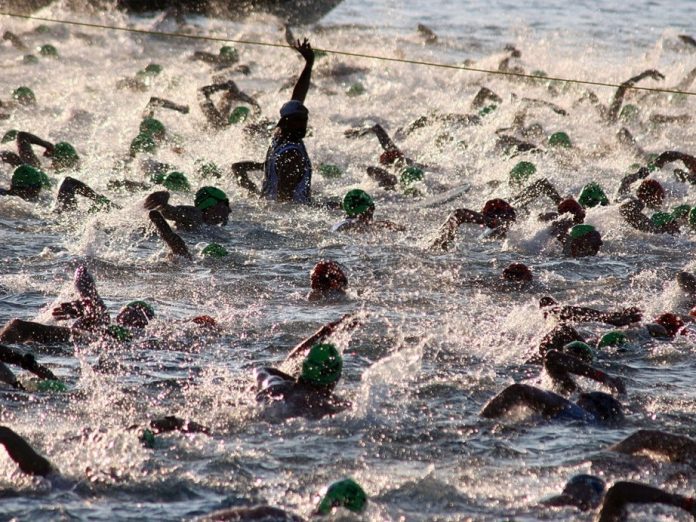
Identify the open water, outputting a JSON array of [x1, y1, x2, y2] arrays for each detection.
[[0, 0, 695, 520]]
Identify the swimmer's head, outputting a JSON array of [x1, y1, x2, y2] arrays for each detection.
[[548, 131, 572, 148], [502, 262, 532, 283], [597, 331, 629, 348], [201, 242, 228, 258], [310, 260, 348, 293], [636, 179, 665, 209], [219, 45, 238, 61], [509, 161, 536, 186], [400, 166, 424, 186], [105, 324, 133, 343], [11, 165, 47, 190], [676, 271, 696, 295], [129, 133, 157, 156], [556, 474, 606, 511], [300, 343, 343, 388], [162, 171, 191, 192], [578, 182, 609, 209], [194, 186, 230, 226], [228, 106, 250, 125], [278, 100, 308, 139], [649, 211, 674, 228], [12, 86, 36, 106], [481, 198, 516, 228], [315, 478, 368, 515], [561, 341, 594, 363], [379, 149, 405, 166], [52, 142, 80, 171], [564, 225, 602, 258], [342, 189, 375, 219], [144, 63, 162, 75], [39, 44, 58, 57], [539, 324, 583, 356], [576, 391, 623, 423], [195, 160, 222, 179], [557, 198, 585, 224], [140, 118, 166, 140], [116, 300, 155, 328], [654, 312, 684, 337], [671, 205, 691, 220], [318, 164, 343, 179]]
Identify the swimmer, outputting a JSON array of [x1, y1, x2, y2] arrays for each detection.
[[198, 80, 260, 130], [332, 189, 404, 232], [307, 260, 348, 301], [609, 429, 696, 463], [1, 131, 79, 171], [195, 478, 367, 520], [604, 69, 665, 123], [142, 96, 190, 118], [539, 297, 642, 326], [542, 349, 626, 396], [619, 197, 679, 234], [143, 186, 230, 230], [190, 44, 240, 69]]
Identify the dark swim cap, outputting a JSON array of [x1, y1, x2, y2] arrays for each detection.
[[279, 100, 308, 119], [342, 189, 374, 217], [578, 182, 609, 208], [144, 63, 162, 75], [577, 391, 623, 422], [130, 133, 157, 156], [201, 242, 228, 258], [228, 106, 250, 124], [509, 161, 536, 186], [502, 263, 532, 282], [126, 300, 155, 320], [561, 341, 594, 363], [301, 343, 343, 386], [53, 142, 79, 169], [548, 131, 571, 148], [1, 129, 18, 143], [399, 166, 424, 186], [597, 331, 628, 348], [162, 171, 191, 192], [311, 260, 348, 291], [316, 479, 367, 515], [636, 179, 665, 208], [11, 165, 49, 189], [12, 86, 36, 106], [140, 118, 166, 139], [562, 474, 606, 508], [39, 44, 58, 57], [194, 186, 229, 210]]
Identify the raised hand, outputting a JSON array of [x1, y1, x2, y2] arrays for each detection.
[[144, 190, 170, 210], [293, 38, 314, 62]]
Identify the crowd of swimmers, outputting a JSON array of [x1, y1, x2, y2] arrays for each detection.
[[0, 20, 695, 521]]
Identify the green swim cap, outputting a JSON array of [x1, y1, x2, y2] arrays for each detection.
[[1, 129, 18, 144], [301, 343, 342, 386], [140, 118, 166, 139], [509, 161, 536, 186], [400, 166, 425, 186], [646, 153, 659, 173], [130, 133, 157, 156], [196, 161, 222, 179], [346, 83, 365, 97], [578, 182, 609, 208], [39, 44, 58, 57], [316, 478, 367, 515], [531, 69, 548, 78], [219, 46, 238, 61], [228, 106, 250, 124], [162, 171, 191, 192], [11, 165, 48, 189], [201, 242, 228, 258], [561, 340, 594, 363], [126, 300, 155, 320], [342, 189, 374, 217], [548, 131, 572, 148], [478, 104, 497, 117], [672, 205, 691, 219], [689, 207, 696, 229], [144, 63, 162, 75], [139, 428, 156, 448], [597, 331, 628, 348], [619, 104, 639, 121], [650, 211, 674, 228], [37, 379, 67, 392], [12, 86, 36, 105], [53, 142, 79, 169], [569, 224, 596, 239], [318, 164, 343, 179], [106, 324, 133, 343], [22, 54, 39, 65], [194, 186, 229, 210]]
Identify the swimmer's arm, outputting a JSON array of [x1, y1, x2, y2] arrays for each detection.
[[16, 131, 50, 167], [284, 314, 359, 364], [198, 86, 227, 128], [144, 191, 203, 230], [609, 429, 696, 462], [55, 176, 118, 213], [2, 31, 28, 51], [511, 178, 562, 209], [616, 167, 650, 198], [148, 210, 191, 258], [0, 151, 24, 167], [373, 220, 406, 232], [369, 124, 402, 154], [597, 482, 695, 522], [0, 320, 71, 346], [0, 426, 54, 477], [290, 38, 315, 103], [231, 161, 263, 196], [149, 415, 210, 435], [143, 96, 189, 117], [619, 200, 660, 233], [654, 151, 696, 175], [430, 208, 486, 251], [480, 383, 570, 418], [607, 70, 665, 122], [545, 350, 625, 394], [366, 166, 398, 190], [550, 305, 641, 326]]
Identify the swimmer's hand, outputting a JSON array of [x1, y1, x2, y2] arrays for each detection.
[[293, 38, 314, 63], [327, 313, 360, 333], [144, 190, 170, 210], [643, 69, 665, 81], [344, 126, 375, 139], [52, 299, 91, 320]]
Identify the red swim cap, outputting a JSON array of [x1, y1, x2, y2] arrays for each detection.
[[557, 198, 586, 223], [654, 312, 684, 337], [502, 263, 533, 282], [311, 260, 348, 292], [636, 179, 665, 208], [482, 199, 516, 222], [379, 149, 404, 166]]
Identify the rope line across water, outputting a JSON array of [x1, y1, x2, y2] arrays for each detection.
[[2, 10, 696, 98]]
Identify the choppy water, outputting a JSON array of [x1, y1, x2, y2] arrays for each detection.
[[0, 0, 695, 520]]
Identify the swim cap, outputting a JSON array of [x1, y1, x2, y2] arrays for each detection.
[[130, 133, 157, 156], [578, 182, 609, 208], [577, 391, 623, 422], [144, 63, 162, 75], [53, 142, 79, 169], [311, 260, 348, 291], [279, 100, 308, 119], [645, 153, 659, 173], [36, 379, 67, 392], [672, 205, 691, 220], [219, 45, 238, 61], [139, 428, 156, 448], [106, 324, 133, 342], [11, 165, 48, 189], [597, 331, 628, 348], [654, 312, 684, 337], [650, 211, 674, 228], [379, 149, 404, 166], [619, 104, 639, 121], [637, 179, 665, 208], [562, 474, 606, 507], [342, 189, 374, 217], [502, 263, 532, 283], [316, 479, 367, 515], [39, 44, 58, 57], [478, 104, 497, 117], [346, 83, 365, 97], [689, 207, 696, 229], [569, 224, 596, 239], [548, 131, 572, 148], [162, 171, 191, 192], [126, 300, 155, 320], [561, 340, 594, 363], [23, 54, 39, 65], [194, 186, 229, 210], [140, 118, 166, 139], [201, 242, 228, 258], [1, 129, 18, 143], [228, 106, 250, 124], [12, 86, 36, 106], [399, 166, 424, 186], [481, 198, 516, 225], [557, 198, 586, 222], [301, 343, 343, 386], [195, 161, 222, 179], [509, 161, 536, 186], [318, 164, 343, 179]]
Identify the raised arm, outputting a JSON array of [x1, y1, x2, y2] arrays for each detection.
[[283, 314, 359, 364], [231, 161, 263, 196], [16, 131, 53, 167], [144, 190, 203, 230], [290, 38, 315, 103], [511, 178, 563, 209], [606, 70, 664, 123], [616, 167, 650, 199], [597, 482, 696, 522], [430, 208, 487, 251], [148, 210, 191, 258], [480, 383, 572, 418], [544, 350, 625, 395], [0, 426, 54, 477], [609, 429, 696, 462], [653, 150, 696, 174]]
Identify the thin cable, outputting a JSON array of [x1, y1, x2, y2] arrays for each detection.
[[1, 10, 695, 97]]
